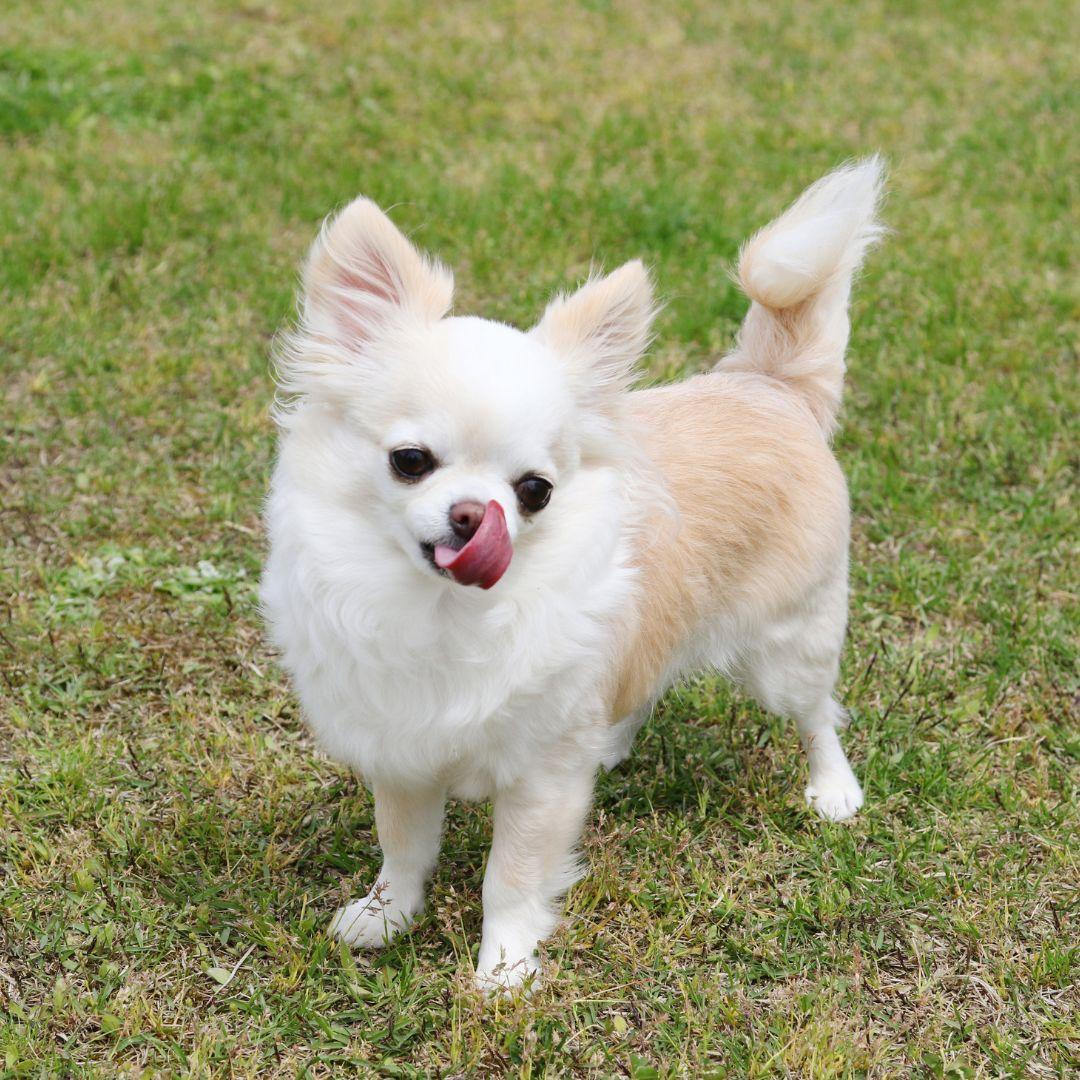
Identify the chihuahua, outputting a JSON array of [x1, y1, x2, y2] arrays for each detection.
[[261, 159, 885, 988]]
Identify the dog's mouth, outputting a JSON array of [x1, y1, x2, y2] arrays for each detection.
[[420, 499, 513, 590], [420, 538, 463, 577]]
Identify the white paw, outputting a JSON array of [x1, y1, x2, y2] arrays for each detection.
[[329, 887, 417, 948], [474, 951, 541, 994], [805, 766, 864, 822]]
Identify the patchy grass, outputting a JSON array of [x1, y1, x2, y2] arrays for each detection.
[[1, 0, 1077, 1076]]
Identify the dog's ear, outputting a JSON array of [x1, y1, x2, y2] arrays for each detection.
[[532, 261, 655, 400], [301, 197, 453, 349]]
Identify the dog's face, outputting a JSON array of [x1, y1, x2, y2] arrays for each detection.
[[279, 197, 654, 591], [347, 315, 577, 589]]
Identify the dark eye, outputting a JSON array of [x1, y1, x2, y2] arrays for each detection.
[[515, 475, 553, 513], [390, 446, 436, 481]]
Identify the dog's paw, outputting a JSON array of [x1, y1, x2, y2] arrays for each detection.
[[474, 952, 541, 995], [805, 766, 864, 822], [329, 889, 417, 948], [474, 926, 543, 994]]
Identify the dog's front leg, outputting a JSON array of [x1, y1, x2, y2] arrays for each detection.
[[476, 763, 596, 991], [330, 781, 445, 948]]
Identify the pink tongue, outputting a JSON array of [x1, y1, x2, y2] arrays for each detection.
[[434, 499, 513, 589]]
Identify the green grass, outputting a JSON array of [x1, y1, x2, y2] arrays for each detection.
[[1, 0, 1077, 1075]]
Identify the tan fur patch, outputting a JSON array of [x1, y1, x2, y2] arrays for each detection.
[[608, 371, 849, 720]]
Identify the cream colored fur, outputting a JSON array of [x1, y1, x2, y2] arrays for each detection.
[[262, 158, 886, 990]]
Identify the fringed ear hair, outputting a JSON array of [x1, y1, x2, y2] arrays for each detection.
[[531, 260, 656, 407], [273, 198, 454, 413], [301, 197, 453, 350]]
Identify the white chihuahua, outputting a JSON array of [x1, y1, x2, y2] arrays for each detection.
[[261, 159, 885, 989]]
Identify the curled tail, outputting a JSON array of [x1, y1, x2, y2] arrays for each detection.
[[718, 157, 886, 434]]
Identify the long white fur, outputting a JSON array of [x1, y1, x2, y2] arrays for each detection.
[[262, 159, 885, 990]]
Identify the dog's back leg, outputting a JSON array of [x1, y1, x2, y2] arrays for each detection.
[[601, 707, 650, 770], [734, 575, 863, 821]]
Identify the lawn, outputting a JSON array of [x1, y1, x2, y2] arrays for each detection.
[[1, 1, 1077, 1076]]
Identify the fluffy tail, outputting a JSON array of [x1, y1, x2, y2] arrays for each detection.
[[718, 157, 886, 434]]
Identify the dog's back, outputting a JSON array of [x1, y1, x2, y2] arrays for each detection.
[[611, 371, 848, 719]]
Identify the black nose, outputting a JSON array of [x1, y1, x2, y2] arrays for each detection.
[[449, 501, 485, 542]]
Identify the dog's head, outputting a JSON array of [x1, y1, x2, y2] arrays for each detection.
[[276, 197, 655, 591]]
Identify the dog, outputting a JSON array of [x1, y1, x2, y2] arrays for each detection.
[[261, 159, 885, 989]]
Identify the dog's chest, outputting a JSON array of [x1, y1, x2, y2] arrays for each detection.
[[264, 552, 631, 791]]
